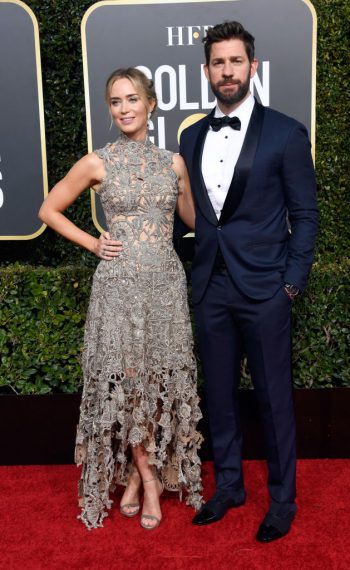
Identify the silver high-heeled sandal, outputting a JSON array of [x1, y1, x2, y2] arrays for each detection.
[[120, 469, 142, 518], [140, 477, 164, 530]]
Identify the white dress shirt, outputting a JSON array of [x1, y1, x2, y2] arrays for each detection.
[[202, 94, 255, 219]]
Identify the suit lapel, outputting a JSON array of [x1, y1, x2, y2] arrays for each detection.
[[192, 109, 218, 226], [219, 102, 265, 225]]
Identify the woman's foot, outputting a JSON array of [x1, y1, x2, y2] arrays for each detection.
[[140, 477, 164, 530], [120, 469, 142, 517]]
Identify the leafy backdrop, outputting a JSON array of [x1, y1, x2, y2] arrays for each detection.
[[0, 0, 349, 393]]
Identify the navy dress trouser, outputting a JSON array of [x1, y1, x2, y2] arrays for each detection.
[[194, 271, 296, 505]]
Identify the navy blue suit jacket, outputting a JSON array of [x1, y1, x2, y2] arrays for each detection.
[[179, 101, 318, 304]]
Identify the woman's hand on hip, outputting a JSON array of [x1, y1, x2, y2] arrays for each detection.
[[94, 232, 123, 260]]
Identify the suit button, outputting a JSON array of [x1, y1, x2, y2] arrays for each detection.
[[217, 225, 222, 230]]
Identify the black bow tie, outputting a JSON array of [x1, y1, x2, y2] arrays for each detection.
[[209, 115, 241, 132]]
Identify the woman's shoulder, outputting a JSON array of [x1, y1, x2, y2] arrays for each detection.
[[153, 144, 180, 166], [93, 141, 116, 161], [169, 152, 186, 178], [149, 142, 173, 165]]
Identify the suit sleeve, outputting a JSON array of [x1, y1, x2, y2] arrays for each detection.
[[179, 130, 186, 158], [282, 124, 319, 291]]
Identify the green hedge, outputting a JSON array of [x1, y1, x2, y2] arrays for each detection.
[[291, 260, 349, 388], [0, 1, 349, 392], [0, 262, 348, 394], [0, 265, 92, 394]]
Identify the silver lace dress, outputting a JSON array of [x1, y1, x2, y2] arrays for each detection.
[[75, 133, 203, 529]]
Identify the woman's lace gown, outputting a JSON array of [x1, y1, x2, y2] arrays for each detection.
[[75, 134, 203, 529]]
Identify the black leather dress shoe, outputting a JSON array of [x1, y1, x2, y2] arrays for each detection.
[[192, 490, 245, 526], [256, 522, 289, 542], [256, 511, 295, 543]]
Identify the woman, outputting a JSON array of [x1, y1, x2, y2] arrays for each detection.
[[39, 68, 202, 530]]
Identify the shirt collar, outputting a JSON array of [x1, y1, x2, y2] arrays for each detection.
[[215, 94, 255, 125]]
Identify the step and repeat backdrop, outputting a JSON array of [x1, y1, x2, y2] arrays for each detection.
[[0, 0, 316, 238], [0, 0, 47, 240]]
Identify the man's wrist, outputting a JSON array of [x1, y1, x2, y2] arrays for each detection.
[[284, 283, 300, 299]]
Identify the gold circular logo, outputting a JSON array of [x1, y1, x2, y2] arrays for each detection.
[[177, 113, 207, 144]]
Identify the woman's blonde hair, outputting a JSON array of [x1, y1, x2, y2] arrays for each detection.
[[105, 67, 157, 115]]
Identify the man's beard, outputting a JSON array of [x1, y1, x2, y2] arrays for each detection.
[[210, 74, 250, 107]]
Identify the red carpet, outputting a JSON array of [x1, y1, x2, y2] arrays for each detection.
[[0, 460, 349, 570]]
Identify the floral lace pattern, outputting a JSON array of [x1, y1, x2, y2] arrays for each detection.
[[75, 134, 203, 529]]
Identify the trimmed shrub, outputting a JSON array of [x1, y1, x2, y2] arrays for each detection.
[[292, 260, 349, 388], [0, 265, 92, 394], [0, 1, 349, 393], [0, 262, 348, 394]]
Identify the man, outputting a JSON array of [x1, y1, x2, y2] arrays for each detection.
[[179, 21, 318, 542]]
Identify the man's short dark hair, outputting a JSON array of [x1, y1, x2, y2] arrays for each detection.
[[203, 21, 255, 64]]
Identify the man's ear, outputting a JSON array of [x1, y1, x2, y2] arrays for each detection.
[[250, 58, 259, 79]]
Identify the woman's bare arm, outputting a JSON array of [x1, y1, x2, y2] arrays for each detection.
[[172, 154, 195, 231], [38, 153, 122, 260]]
